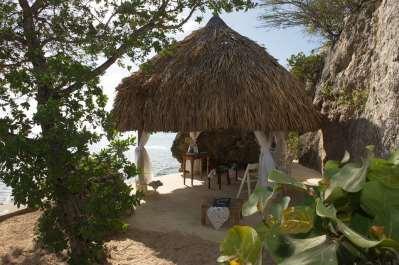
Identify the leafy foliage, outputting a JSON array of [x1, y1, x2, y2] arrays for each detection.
[[219, 148, 399, 265], [286, 131, 299, 160], [287, 52, 324, 98], [260, 0, 364, 42], [0, 0, 254, 264]]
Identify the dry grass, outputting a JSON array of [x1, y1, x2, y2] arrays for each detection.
[[113, 16, 320, 133]]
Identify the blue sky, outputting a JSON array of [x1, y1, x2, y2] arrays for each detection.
[[100, 7, 323, 110]]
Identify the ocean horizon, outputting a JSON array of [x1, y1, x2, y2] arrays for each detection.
[[0, 132, 180, 205]]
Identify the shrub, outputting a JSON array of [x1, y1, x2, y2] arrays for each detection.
[[219, 147, 399, 265]]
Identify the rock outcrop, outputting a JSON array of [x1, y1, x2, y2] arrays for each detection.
[[314, 0, 399, 161], [171, 130, 260, 167], [299, 130, 325, 172]]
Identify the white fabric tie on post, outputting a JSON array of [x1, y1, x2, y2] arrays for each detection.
[[186, 131, 202, 174], [135, 131, 152, 191], [189, 132, 201, 146], [254, 131, 276, 187]]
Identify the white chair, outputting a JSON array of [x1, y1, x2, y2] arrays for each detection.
[[236, 163, 259, 198]]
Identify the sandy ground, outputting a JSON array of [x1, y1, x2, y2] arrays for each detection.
[[128, 163, 321, 243], [0, 204, 26, 216], [0, 211, 220, 265], [0, 163, 320, 265]]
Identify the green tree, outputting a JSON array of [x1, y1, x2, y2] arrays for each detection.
[[287, 51, 324, 98], [0, 1, 254, 264], [260, 0, 364, 42]]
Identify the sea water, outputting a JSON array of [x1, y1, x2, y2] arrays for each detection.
[[0, 132, 180, 204]]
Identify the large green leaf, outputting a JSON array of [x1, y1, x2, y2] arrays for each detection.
[[324, 187, 346, 203], [336, 220, 381, 249], [279, 237, 338, 265], [280, 206, 314, 234], [341, 151, 350, 164], [219, 225, 262, 265], [288, 235, 328, 256], [267, 196, 291, 225], [336, 220, 399, 250], [315, 198, 337, 220], [349, 213, 373, 236], [269, 170, 306, 189], [361, 181, 399, 241], [242, 186, 273, 216], [361, 181, 399, 217], [367, 158, 399, 188], [374, 209, 399, 242], [388, 149, 399, 165], [323, 161, 340, 179], [258, 224, 294, 261], [325, 160, 369, 199]]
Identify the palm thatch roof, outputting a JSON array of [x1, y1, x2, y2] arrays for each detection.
[[113, 16, 320, 133]]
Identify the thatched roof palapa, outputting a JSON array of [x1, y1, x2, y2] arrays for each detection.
[[113, 16, 320, 133]]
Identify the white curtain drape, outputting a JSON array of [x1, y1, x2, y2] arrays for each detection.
[[254, 131, 276, 187], [186, 131, 202, 174], [135, 131, 152, 191], [189, 132, 201, 145]]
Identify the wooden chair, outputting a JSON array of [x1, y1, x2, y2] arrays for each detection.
[[236, 163, 259, 198], [207, 165, 231, 190]]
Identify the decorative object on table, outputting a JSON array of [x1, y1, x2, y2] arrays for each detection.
[[206, 206, 230, 230], [186, 137, 199, 154], [148, 180, 163, 192]]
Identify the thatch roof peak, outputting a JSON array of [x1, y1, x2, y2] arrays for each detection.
[[113, 16, 320, 133], [206, 15, 228, 28]]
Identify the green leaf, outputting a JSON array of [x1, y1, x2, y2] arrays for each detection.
[[315, 198, 337, 220], [367, 158, 399, 188], [341, 151, 350, 164], [325, 160, 369, 199], [374, 209, 399, 242], [242, 186, 273, 216], [361, 181, 399, 240], [349, 213, 374, 236], [267, 196, 291, 225], [219, 226, 262, 265], [280, 206, 314, 234], [216, 255, 234, 263], [324, 187, 346, 203], [288, 235, 328, 256], [280, 237, 338, 265], [261, 225, 294, 261], [388, 149, 399, 165], [269, 170, 306, 189], [323, 161, 340, 178], [361, 181, 399, 217], [336, 220, 380, 248]]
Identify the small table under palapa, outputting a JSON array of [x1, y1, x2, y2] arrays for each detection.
[[182, 152, 210, 186]]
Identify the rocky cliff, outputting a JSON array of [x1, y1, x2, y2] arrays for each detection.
[[314, 0, 399, 161]]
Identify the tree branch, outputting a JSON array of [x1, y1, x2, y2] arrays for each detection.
[[18, 0, 50, 104], [57, 0, 200, 98], [31, 0, 48, 16]]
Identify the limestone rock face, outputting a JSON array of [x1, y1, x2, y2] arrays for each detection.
[[299, 130, 325, 172], [171, 130, 260, 167], [314, 0, 399, 160]]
